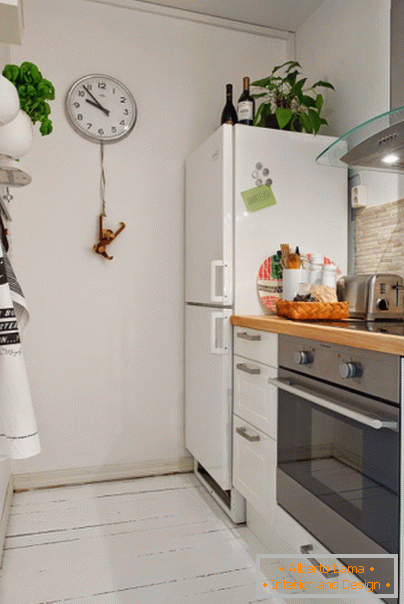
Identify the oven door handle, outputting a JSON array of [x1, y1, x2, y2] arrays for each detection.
[[268, 377, 399, 431]]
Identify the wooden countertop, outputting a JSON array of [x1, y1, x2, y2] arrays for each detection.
[[231, 315, 404, 355]]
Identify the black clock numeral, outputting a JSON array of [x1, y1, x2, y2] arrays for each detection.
[[98, 128, 104, 135], [120, 120, 125, 126], [78, 90, 84, 97], [123, 109, 129, 115], [112, 88, 116, 94], [111, 127, 117, 133], [87, 123, 92, 130], [74, 102, 80, 108], [120, 96, 126, 103], [98, 82, 106, 89], [77, 113, 83, 121], [87, 84, 92, 91]]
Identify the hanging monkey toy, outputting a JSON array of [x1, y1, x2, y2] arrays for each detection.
[[93, 213, 126, 260]]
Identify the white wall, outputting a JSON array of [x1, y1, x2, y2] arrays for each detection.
[[9, 0, 290, 475], [296, 0, 402, 207], [0, 42, 10, 67]]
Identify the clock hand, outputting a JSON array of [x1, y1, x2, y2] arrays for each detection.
[[85, 98, 110, 117], [82, 85, 110, 116]]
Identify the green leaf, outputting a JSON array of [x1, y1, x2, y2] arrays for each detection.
[[312, 80, 335, 90], [285, 70, 298, 87], [253, 103, 266, 127], [315, 93, 324, 112], [42, 79, 55, 100], [42, 101, 51, 116], [275, 107, 293, 129], [2, 64, 19, 83], [251, 92, 269, 99], [299, 113, 313, 134], [301, 95, 316, 108], [253, 102, 273, 127], [308, 108, 322, 133], [295, 78, 307, 91], [284, 60, 301, 73], [39, 118, 53, 136], [251, 76, 282, 88]]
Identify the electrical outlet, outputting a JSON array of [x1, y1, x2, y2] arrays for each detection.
[[351, 184, 367, 209]]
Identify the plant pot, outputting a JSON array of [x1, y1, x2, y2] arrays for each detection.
[[0, 75, 20, 126], [0, 110, 33, 159], [264, 114, 280, 129], [264, 113, 302, 132]]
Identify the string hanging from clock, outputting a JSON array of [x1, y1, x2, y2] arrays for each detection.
[[92, 142, 126, 260]]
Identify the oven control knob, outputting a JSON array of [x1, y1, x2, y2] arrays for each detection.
[[294, 351, 313, 365], [339, 361, 362, 379]]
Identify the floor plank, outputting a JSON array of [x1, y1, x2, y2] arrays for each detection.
[[0, 472, 344, 604]]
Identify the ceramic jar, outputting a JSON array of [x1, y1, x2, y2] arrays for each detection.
[[0, 74, 20, 126], [0, 110, 33, 159]]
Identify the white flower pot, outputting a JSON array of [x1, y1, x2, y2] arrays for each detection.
[[0, 75, 20, 126], [0, 110, 33, 159]]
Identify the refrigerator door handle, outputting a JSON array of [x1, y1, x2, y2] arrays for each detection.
[[211, 311, 229, 354], [210, 260, 224, 302]]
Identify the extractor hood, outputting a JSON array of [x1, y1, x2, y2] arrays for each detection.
[[317, 0, 404, 174], [316, 105, 404, 173]]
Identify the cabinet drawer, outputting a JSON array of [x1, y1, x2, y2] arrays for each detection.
[[275, 503, 332, 558], [233, 415, 276, 521], [234, 327, 278, 367], [233, 356, 277, 440]]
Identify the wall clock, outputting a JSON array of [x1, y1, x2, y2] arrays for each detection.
[[65, 74, 137, 143]]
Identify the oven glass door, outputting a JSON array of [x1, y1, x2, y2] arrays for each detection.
[[277, 368, 399, 553]]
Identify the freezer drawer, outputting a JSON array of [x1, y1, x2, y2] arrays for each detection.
[[185, 304, 232, 490]]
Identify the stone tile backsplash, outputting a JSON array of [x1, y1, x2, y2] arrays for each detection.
[[354, 198, 404, 278]]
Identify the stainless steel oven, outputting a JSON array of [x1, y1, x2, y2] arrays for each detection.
[[272, 334, 400, 602]]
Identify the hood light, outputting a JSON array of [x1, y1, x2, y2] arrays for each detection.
[[382, 153, 400, 164]]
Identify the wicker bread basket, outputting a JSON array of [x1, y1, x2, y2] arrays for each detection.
[[276, 300, 349, 321]]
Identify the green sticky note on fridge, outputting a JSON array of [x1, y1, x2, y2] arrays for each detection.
[[241, 184, 277, 212]]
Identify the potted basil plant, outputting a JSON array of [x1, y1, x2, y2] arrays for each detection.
[[2, 62, 55, 136], [251, 60, 334, 134]]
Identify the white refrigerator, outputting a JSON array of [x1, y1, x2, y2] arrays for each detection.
[[185, 124, 347, 522]]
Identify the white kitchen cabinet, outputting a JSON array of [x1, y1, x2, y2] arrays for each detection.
[[233, 327, 333, 556], [233, 356, 277, 440], [234, 326, 278, 366], [232, 329, 278, 520], [0, 0, 23, 44], [233, 415, 277, 520]]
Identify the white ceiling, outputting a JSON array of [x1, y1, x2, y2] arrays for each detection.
[[131, 0, 328, 32]]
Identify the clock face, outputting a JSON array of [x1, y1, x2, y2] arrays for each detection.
[[65, 74, 137, 143]]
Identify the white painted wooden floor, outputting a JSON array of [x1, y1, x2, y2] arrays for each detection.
[[0, 473, 334, 604]]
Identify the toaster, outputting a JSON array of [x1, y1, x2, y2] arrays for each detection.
[[336, 273, 404, 320]]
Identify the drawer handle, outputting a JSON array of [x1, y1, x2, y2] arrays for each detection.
[[300, 545, 339, 578], [237, 331, 261, 341], [236, 426, 260, 442], [236, 362, 260, 375]]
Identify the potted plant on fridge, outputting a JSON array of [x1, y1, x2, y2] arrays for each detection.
[[0, 62, 55, 159], [251, 60, 335, 134]]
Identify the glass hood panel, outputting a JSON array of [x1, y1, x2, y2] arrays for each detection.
[[316, 105, 404, 173]]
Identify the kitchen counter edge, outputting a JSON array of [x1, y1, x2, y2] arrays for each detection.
[[231, 315, 404, 356]]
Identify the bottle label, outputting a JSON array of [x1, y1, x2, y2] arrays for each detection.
[[238, 101, 253, 121]]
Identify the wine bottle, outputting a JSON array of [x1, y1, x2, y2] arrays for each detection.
[[220, 84, 238, 125], [237, 76, 255, 125]]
